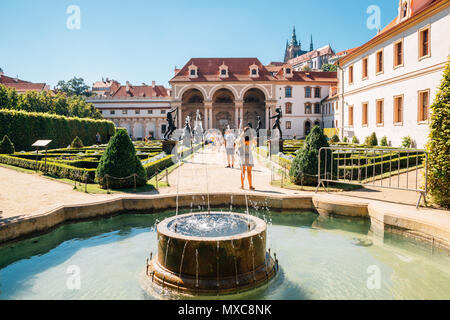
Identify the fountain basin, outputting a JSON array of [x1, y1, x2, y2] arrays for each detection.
[[146, 212, 277, 295]]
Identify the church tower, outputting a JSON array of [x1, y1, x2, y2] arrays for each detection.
[[284, 26, 307, 62]]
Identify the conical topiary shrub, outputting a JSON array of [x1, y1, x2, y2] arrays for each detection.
[[0, 135, 15, 154], [95, 129, 147, 189], [289, 126, 332, 186], [70, 136, 84, 148]]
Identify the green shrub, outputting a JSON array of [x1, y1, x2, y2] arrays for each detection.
[[426, 59, 450, 208], [0, 135, 15, 154], [401, 136, 413, 148], [289, 126, 331, 186], [364, 132, 378, 146], [0, 109, 115, 151], [95, 129, 147, 189], [70, 136, 84, 148], [351, 136, 359, 144], [330, 134, 340, 143], [380, 136, 388, 146], [343, 136, 348, 143]]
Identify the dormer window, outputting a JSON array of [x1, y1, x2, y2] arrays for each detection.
[[188, 63, 198, 78], [398, 1, 411, 21], [249, 64, 259, 78], [284, 66, 293, 78], [219, 62, 229, 78]]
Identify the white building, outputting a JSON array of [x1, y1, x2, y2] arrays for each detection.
[[169, 58, 337, 139], [87, 81, 171, 140], [337, 0, 450, 148]]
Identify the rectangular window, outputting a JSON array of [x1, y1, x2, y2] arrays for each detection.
[[190, 69, 196, 76], [362, 102, 368, 126], [285, 87, 292, 98], [147, 110, 153, 114], [314, 87, 321, 98], [305, 87, 311, 98], [161, 110, 166, 114], [394, 95, 403, 124], [418, 89, 430, 122], [314, 103, 320, 114], [394, 40, 403, 68], [362, 57, 368, 79], [161, 124, 167, 133], [122, 110, 128, 115], [419, 26, 430, 59], [285, 103, 292, 114], [135, 110, 140, 114], [348, 65, 354, 84], [305, 104, 311, 114], [348, 105, 354, 127], [376, 99, 384, 125], [376, 50, 384, 74], [286, 121, 291, 129], [110, 110, 115, 115]]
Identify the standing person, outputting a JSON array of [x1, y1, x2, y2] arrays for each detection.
[[95, 132, 101, 144], [224, 129, 235, 168], [237, 127, 256, 190]]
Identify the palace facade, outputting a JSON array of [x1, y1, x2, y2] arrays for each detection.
[[337, 0, 450, 148], [170, 58, 337, 139]]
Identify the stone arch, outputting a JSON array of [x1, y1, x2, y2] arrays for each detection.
[[304, 120, 312, 136], [243, 88, 266, 129], [240, 84, 269, 101], [181, 88, 205, 129], [209, 85, 238, 101], [177, 85, 208, 101]]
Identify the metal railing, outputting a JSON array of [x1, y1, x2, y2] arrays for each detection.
[[316, 147, 428, 208]]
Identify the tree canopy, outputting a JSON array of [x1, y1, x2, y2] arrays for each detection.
[[55, 77, 92, 96]]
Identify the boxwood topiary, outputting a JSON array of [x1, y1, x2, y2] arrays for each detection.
[[0, 135, 15, 154], [95, 129, 147, 189], [70, 136, 84, 148], [364, 132, 378, 146], [426, 59, 450, 208], [330, 134, 340, 143], [380, 136, 388, 146], [289, 126, 332, 186]]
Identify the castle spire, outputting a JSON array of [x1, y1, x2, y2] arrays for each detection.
[[310, 34, 313, 51], [290, 25, 298, 46]]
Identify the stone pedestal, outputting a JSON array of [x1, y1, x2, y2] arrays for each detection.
[[268, 139, 284, 155], [162, 140, 177, 154]]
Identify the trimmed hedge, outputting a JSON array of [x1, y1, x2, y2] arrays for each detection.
[[0, 109, 115, 151], [337, 154, 424, 181], [426, 59, 450, 208], [0, 154, 95, 182], [0, 135, 14, 154]]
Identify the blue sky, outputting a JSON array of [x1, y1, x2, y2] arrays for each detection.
[[0, 0, 398, 88]]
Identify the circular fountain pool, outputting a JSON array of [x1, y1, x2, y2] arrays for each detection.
[[0, 210, 449, 300], [146, 212, 277, 295]]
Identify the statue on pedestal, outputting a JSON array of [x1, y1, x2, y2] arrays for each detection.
[[164, 107, 178, 140], [270, 107, 283, 139]]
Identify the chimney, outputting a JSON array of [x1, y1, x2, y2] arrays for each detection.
[[126, 81, 130, 93], [152, 81, 156, 88]]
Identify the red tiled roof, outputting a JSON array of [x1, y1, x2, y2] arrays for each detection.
[[288, 45, 335, 66], [276, 70, 338, 83], [170, 58, 276, 82], [111, 84, 169, 98], [341, 0, 445, 64], [335, 46, 361, 57], [0, 75, 48, 92]]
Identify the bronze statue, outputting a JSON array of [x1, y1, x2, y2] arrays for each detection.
[[270, 107, 283, 139], [256, 115, 262, 138], [164, 107, 178, 140]]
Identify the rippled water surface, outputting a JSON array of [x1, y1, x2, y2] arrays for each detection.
[[167, 213, 253, 237], [0, 210, 449, 300]]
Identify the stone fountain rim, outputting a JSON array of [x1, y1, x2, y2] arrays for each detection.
[[157, 211, 266, 242]]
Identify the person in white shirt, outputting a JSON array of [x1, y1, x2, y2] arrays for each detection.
[[224, 129, 236, 168]]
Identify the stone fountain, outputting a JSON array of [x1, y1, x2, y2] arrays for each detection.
[[145, 212, 278, 296]]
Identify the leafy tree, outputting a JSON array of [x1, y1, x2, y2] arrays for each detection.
[[321, 64, 337, 72], [401, 136, 413, 148], [0, 135, 15, 154], [56, 77, 92, 96], [380, 136, 388, 146], [96, 129, 147, 189], [426, 59, 450, 207], [364, 132, 378, 146], [330, 134, 340, 143], [289, 126, 331, 186], [351, 136, 359, 144], [70, 136, 84, 148]]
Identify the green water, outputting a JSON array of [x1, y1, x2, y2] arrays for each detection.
[[0, 210, 449, 300]]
